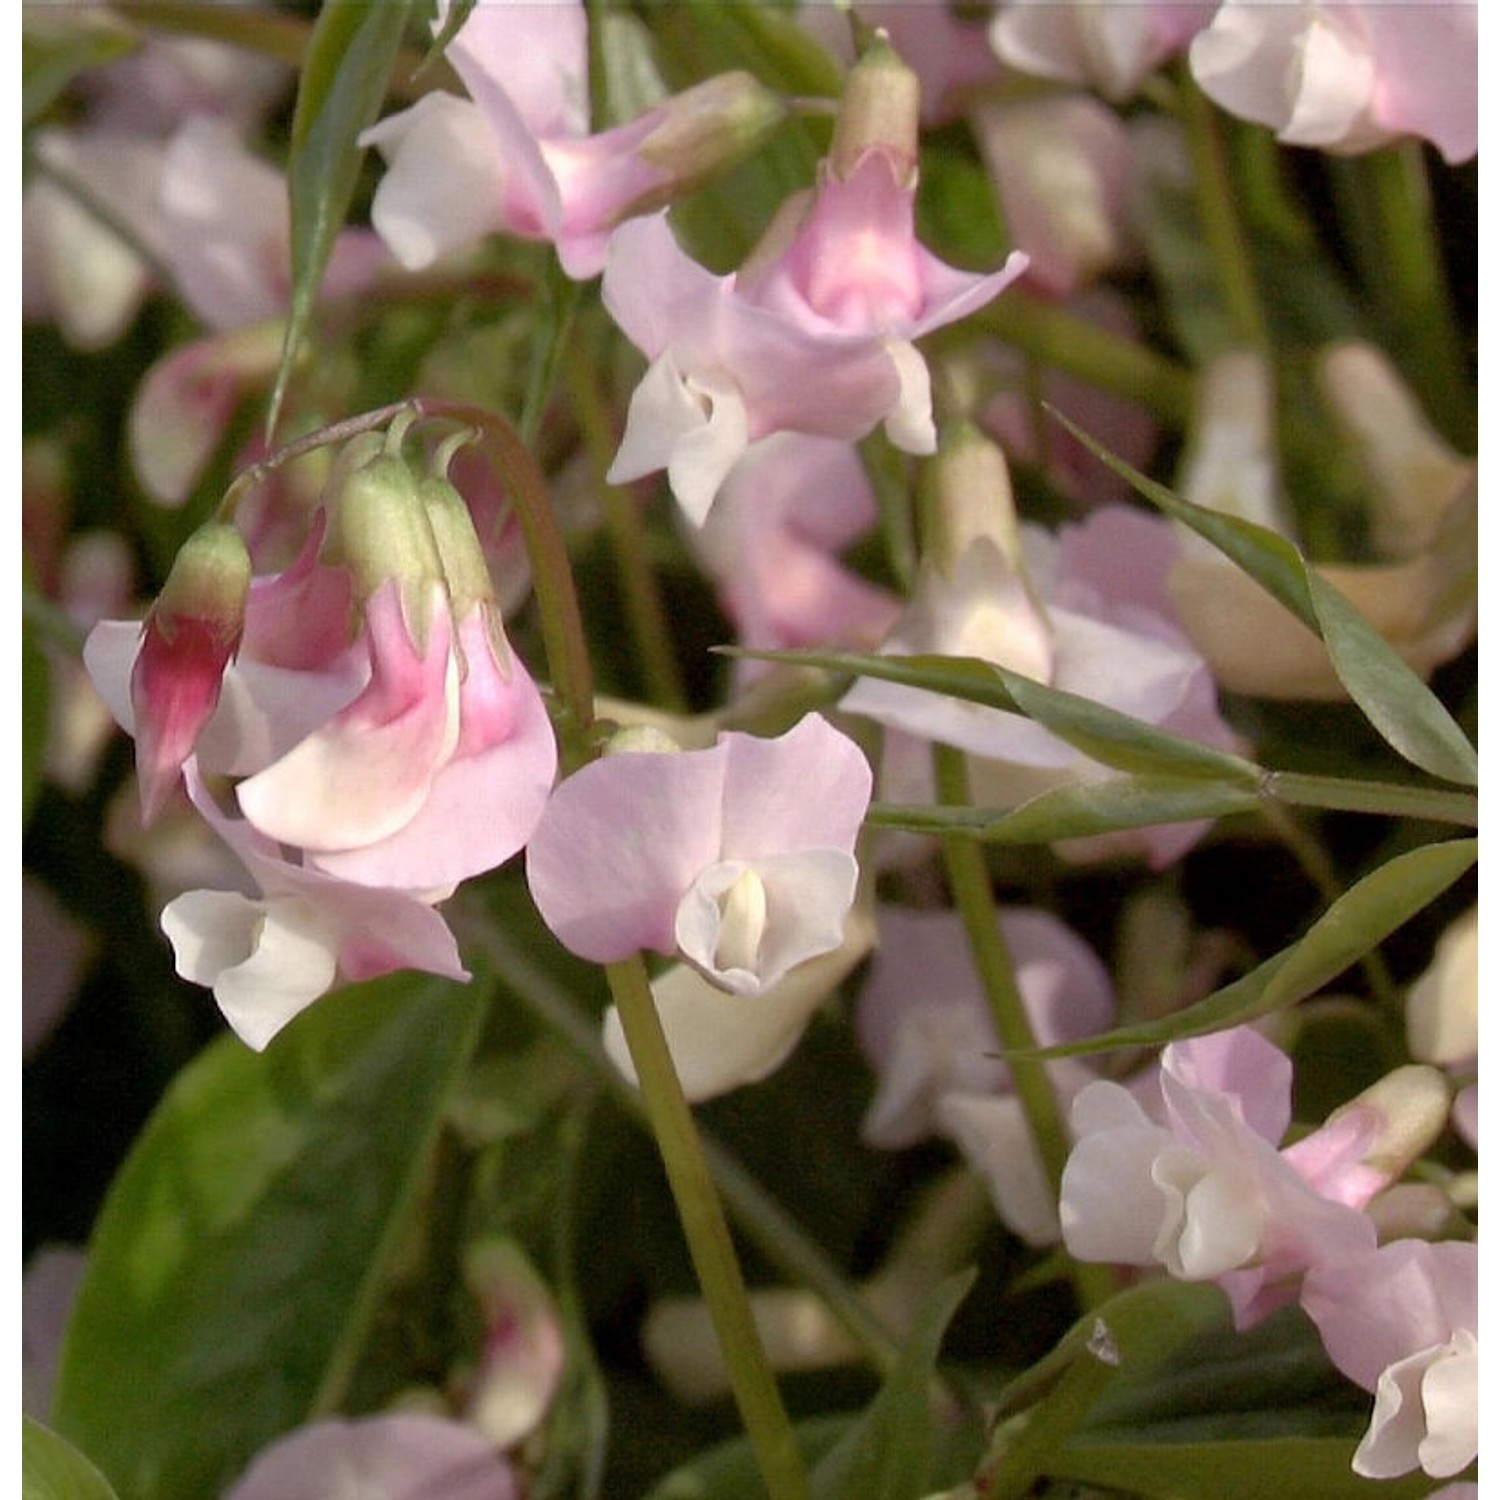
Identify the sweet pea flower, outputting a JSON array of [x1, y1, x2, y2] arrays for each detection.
[[856, 905, 1116, 1245], [603, 36, 1027, 524], [1301, 1239, 1478, 1480], [1059, 1027, 1448, 1327], [843, 427, 1239, 866], [223, 1413, 518, 1500], [161, 762, 469, 1051], [990, 0, 1215, 101], [528, 714, 872, 998], [362, 0, 782, 281], [1190, 1, 1478, 165]]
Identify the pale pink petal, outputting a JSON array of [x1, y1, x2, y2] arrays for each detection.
[[363, 94, 511, 271], [236, 583, 460, 854], [1363, 4, 1478, 164], [311, 612, 556, 890], [937, 1092, 1059, 1245], [525, 744, 727, 961], [716, 712, 872, 859], [1162, 1028, 1292, 1146], [224, 1413, 517, 1500]]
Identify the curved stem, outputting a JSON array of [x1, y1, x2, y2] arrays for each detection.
[[605, 956, 809, 1500]]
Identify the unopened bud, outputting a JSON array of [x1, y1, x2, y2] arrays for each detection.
[[605, 724, 683, 757], [1318, 342, 1475, 558], [1337, 1063, 1452, 1185], [1406, 907, 1478, 1067], [829, 33, 921, 183], [130, 522, 251, 821]]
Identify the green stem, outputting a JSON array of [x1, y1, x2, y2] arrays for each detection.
[[931, 745, 1112, 1311], [565, 341, 690, 712], [1351, 146, 1474, 451], [1176, 68, 1269, 352], [605, 957, 809, 1500], [458, 904, 903, 1376], [1264, 770, 1478, 828], [963, 295, 1195, 424]]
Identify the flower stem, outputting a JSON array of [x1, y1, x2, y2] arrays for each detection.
[[1176, 68, 1269, 352], [931, 745, 1112, 1311], [605, 955, 810, 1500]]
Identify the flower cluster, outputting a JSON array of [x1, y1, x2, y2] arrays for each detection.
[[25, 4, 1476, 1499]]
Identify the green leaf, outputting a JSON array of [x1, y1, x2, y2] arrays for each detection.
[[734, 646, 1262, 783], [1051, 1438, 1435, 1500], [22, 10, 138, 126], [868, 775, 1263, 845], [809, 1269, 977, 1500], [52, 972, 487, 1500], [23, 1419, 120, 1500], [1019, 837, 1477, 1059], [273, 0, 415, 432], [1053, 411, 1479, 787]]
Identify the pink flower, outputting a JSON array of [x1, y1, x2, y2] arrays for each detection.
[[1189, 2, 1477, 164], [856, 905, 1116, 1245], [1059, 1027, 1381, 1327], [1301, 1239, 1478, 1479], [527, 713, 871, 996], [223, 1413, 517, 1500], [161, 763, 470, 1050], [603, 155, 1026, 523], [362, 0, 781, 280], [990, 1, 1215, 101]]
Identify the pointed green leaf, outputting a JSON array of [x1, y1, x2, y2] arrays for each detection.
[[809, 1269, 978, 1500], [273, 0, 415, 432], [1019, 837, 1477, 1059], [868, 775, 1263, 845], [52, 972, 487, 1500], [1053, 411, 1478, 787], [23, 1419, 120, 1500], [733, 646, 1261, 783]]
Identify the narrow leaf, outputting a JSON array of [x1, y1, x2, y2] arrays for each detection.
[[1017, 838, 1477, 1059], [273, 0, 414, 433], [52, 973, 487, 1500], [1053, 411, 1478, 786], [733, 646, 1261, 783]]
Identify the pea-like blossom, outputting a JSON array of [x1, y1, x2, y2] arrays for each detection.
[[1190, 1, 1478, 165], [1058, 1026, 1443, 1327], [602, 35, 1026, 524], [361, 0, 782, 281], [990, 1, 1215, 101], [1301, 1239, 1478, 1480], [159, 762, 470, 1051], [856, 904, 1117, 1245], [527, 714, 872, 998]]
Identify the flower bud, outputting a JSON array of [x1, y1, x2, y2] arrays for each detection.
[[829, 31, 921, 183], [1406, 907, 1478, 1068], [129, 521, 251, 821]]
